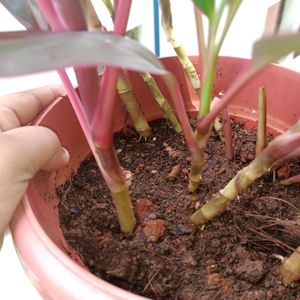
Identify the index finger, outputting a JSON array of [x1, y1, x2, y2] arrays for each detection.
[[0, 85, 65, 131]]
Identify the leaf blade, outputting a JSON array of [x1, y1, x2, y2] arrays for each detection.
[[1, 0, 48, 30], [0, 31, 167, 77], [252, 33, 300, 69], [193, 0, 214, 20]]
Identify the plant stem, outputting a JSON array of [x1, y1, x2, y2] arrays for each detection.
[[213, 117, 224, 141], [91, 0, 136, 232], [141, 72, 182, 133], [102, 0, 114, 19], [97, 0, 152, 137], [221, 107, 233, 160], [197, 68, 259, 135], [188, 129, 211, 192], [82, 0, 105, 31], [280, 174, 300, 185], [158, 0, 201, 97], [95, 145, 136, 232], [280, 245, 300, 286], [255, 85, 267, 156], [193, 4, 206, 73], [117, 72, 152, 137], [191, 122, 300, 225], [189, 1, 230, 191]]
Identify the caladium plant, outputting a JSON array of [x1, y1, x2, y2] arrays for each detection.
[[1, 0, 300, 286]]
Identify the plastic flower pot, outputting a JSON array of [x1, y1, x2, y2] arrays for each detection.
[[10, 56, 300, 299]]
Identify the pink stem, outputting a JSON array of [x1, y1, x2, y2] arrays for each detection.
[[57, 69, 92, 143], [280, 174, 300, 185], [162, 75, 199, 152], [91, 0, 132, 148], [35, 0, 90, 136], [35, 0, 63, 30]]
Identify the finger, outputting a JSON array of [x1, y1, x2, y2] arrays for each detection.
[[0, 85, 65, 131], [43, 146, 70, 171], [0, 126, 69, 236]]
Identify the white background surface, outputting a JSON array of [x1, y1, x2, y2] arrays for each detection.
[[0, 0, 293, 299]]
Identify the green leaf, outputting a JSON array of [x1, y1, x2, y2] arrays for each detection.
[[126, 25, 142, 41], [1, 0, 48, 30], [0, 31, 167, 77], [193, 0, 214, 20], [252, 33, 300, 69]]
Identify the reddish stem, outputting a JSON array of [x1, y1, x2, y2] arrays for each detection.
[[50, 0, 86, 30], [160, 75, 199, 153], [91, 0, 132, 148], [57, 69, 91, 142], [280, 174, 300, 185], [35, 0, 63, 29]]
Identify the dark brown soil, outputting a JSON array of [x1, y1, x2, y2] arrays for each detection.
[[58, 119, 300, 300]]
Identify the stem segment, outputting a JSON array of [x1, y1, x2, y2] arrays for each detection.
[[117, 72, 152, 137], [158, 0, 201, 97], [280, 246, 300, 286], [255, 85, 267, 156], [191, 121, 300, 225], [91, 0, 136, 232], [280, 174, 300, 185], [142, 72, 182, 133], [95, 145, 136, 232]]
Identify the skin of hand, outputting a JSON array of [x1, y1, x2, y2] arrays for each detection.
[[0, 85, 70, 248]]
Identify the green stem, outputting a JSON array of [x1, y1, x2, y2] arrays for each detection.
[[194, 4, 207, 72], [142, 72, 182, 133], [188, 129, 211, 192], [95, 145, 136, 232], [158, 0, 201, 96], [173, 44, 201, 97], [199, 52, 218, 117], [102, 0, 114, 19], [255, 85, 267, 156], [117, 73, 152, 137], [191, 123, 300, 225], [280, 245, 300, 286]]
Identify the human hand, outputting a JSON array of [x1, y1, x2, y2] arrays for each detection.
[[0, 85, 70, 248]]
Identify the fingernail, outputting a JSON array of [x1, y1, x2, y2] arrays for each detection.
[[43, 146, 70, 171]]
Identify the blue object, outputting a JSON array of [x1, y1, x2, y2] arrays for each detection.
[[153, 0, 160, 57]]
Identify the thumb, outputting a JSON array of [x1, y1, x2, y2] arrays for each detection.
[[0, 126, 69, 236]]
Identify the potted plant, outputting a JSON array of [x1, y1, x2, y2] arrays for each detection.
[[1, 0, 300, 298]]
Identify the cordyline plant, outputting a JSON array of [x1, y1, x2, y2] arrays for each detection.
[[1, 0, 300, 286]]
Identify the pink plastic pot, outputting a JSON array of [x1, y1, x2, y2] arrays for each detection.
[[10, 56, 300, 299]]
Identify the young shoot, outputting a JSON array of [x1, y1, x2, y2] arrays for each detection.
[[280, 245, 300, 286], [255, 85, 267, 156], [191, 119, 300, 225]]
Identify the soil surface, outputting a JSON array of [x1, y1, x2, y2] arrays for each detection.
[[58, 119, 300, 300]]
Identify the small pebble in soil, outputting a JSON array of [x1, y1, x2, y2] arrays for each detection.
[[143, 219, 166, 242], [234, 259, 265, 283], [165, 165, 182, 181], [135, 198, 155, 224], [242, 290, 266, 300]]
